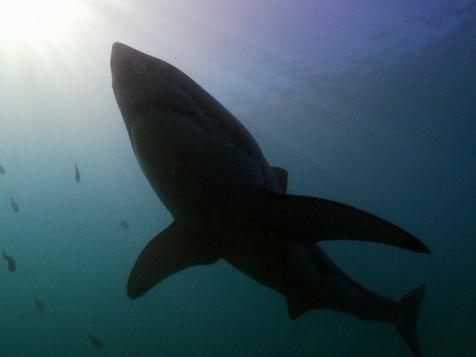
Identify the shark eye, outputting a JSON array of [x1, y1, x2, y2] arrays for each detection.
[[158, 97, 196, 118], [169, 100, 195, 117], [178, 105, 195, 117]]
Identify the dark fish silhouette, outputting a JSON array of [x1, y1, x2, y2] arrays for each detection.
[[2, 251, 16, 272], [10, 197, 19, 213], [34, 296, 45, 311], [88, 334, 103, 349], [0, 165, 5, 174], [120, 220, 129, 229], [75, 164, 81, 183], [111, 42, 430, 357]]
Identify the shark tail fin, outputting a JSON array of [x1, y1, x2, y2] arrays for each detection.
[[395, 284, 426, 357]]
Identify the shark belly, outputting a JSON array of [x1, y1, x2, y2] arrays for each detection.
[[131, 113, 271, 227], [223, 235, 321, 299]]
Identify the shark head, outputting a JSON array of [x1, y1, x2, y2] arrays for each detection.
[[110, 42, 217, 133]]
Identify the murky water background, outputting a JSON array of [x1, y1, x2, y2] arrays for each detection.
[[0, 1, 475, 355]]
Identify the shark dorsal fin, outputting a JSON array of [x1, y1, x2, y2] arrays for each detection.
[[271, 167, 288, 193]]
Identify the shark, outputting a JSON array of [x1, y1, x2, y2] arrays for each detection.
[[110, 42, 430, 356]]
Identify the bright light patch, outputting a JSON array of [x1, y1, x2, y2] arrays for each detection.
[[0, 0, 82, 44]]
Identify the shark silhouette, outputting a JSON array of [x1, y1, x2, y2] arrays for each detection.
[[110, 42, 430, 356]]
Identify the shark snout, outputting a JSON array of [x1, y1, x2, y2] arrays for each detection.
[[110, 42, 137, 86], [111, 42, 169, 83], [111, 42, 151, 129], [111, 42, 138, 68]]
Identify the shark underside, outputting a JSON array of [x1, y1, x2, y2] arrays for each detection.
[[110, 42, 430, 356]]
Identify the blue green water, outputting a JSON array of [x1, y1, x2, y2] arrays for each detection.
[[1, 1, 475, 355]]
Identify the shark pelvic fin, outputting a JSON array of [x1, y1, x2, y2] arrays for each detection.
[[127, 222, 220, 299], [286, 295, 313, 320], [257, 191, 431, 253], [271, 167, 288, 193]]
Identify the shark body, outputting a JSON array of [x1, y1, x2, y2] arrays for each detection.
[[110, 43, 429, 356]]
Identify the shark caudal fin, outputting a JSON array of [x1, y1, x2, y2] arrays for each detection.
[[394, 284, 427, 357], [255, 191, 431, 253]]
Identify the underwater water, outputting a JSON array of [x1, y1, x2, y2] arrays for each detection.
[[1, 0, 475, 356]]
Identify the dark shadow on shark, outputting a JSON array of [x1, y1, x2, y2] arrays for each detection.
[[110, 42, 430, 356]]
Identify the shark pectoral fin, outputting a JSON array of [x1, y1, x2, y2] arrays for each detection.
[[271, 167, 288, 193], [127, 222, 219, 300], [259, 191, 431, 253]]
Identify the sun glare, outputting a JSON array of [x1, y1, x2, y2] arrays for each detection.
[[0, 0, 83, 44]]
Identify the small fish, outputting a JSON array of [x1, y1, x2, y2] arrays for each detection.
[[10, 198, 19, 213], [0, 165, 5, 174], [2, 251, 16, 272], [34, 296, 45, 311], [88, 334, 103, 349], [75, 164, 81, 183], [119, 220, 129, 230], [71, 207, 77, 214]]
